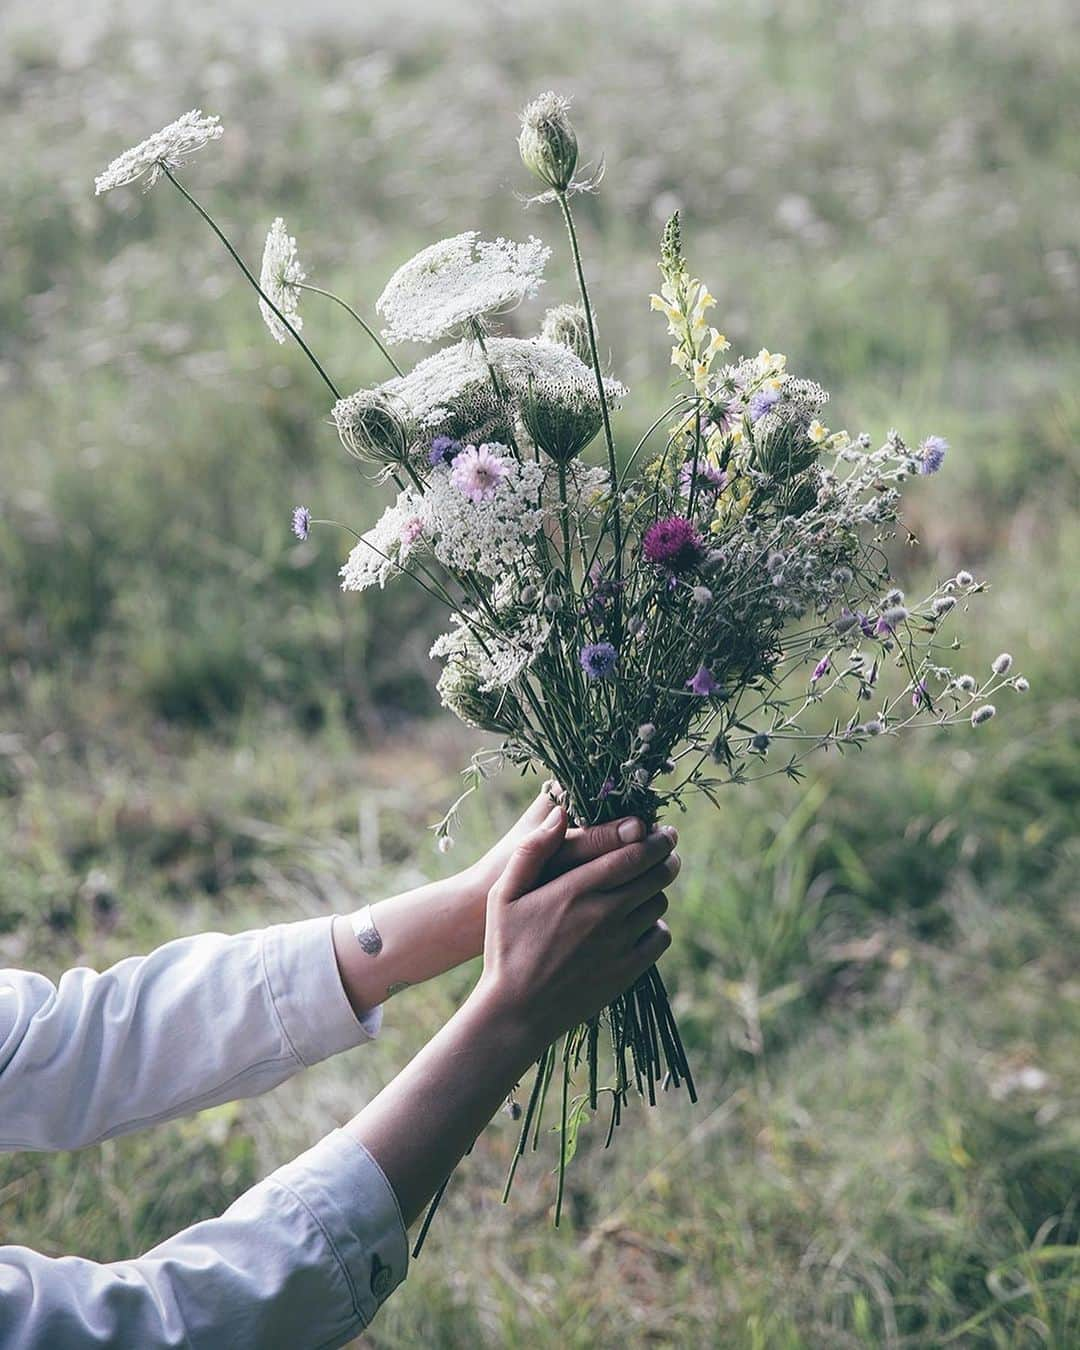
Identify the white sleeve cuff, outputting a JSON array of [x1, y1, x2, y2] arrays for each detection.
[[261, 917, 382, 1068], [268, 1127, 408, 1330]]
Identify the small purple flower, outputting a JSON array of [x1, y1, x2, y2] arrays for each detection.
[[450, 443, 510, 502], [597, 777, 616, 801], [580, 560, 624, 616], [686, 665, 717, 697], [428, 436, 462, 467], [811, 656, 830, 683], [709, 397, 743, 435], [858, 612, 875, 638], [679, 459, 728, 497], [874, 605, 909, 637], [918, 435, 948, 475], [580, 641, 618, 680], [748, 388, 780, 423], [912, 679, 928, 708], [291, 506, 311, 541], [643, 516, 703, 571]]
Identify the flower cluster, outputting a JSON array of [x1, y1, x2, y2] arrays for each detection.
[[96, 88, 1024, 1229]]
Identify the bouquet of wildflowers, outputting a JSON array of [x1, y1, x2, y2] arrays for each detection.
[[95, 95, 1028, 1233]]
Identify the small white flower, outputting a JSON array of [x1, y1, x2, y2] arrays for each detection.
[[339, 491, 423, 593], [259, 217, 305, 344], [94, 109, 222, 194], [376, 232, 551, 345]]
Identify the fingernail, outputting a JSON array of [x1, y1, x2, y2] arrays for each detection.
[[618, 817, 645, 843], [543, 804, 563, 829], [662, 825, 679, 845]]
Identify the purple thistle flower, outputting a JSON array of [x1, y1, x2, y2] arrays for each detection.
[[811, 656, 830, 682], [918, 435, 948, 475], [748, 388, 780, 423], [428, 436, 462, 467], [686, 665, 717, 697], [580, 641, 618, 680], [291, 505, 311, 541], [642, 516, 703, 571]]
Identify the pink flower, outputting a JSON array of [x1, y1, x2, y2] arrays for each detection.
[[449, 442, 511, 503], [400, 516, 424, 546], [642, 516, 703, 571]]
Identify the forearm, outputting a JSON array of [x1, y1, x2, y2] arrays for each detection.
[[345, 978, 537, 1227], [0, 918, 373, 1153], [332, 868, 485, 1016]]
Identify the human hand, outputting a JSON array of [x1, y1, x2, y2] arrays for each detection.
[[460, 783, 675, 921], [475, 804, 678, 1053]]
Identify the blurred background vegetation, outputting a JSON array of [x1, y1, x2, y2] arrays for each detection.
[[1, 0, 1078, 1344]]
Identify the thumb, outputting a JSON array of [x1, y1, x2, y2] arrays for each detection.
[[490, 804, 566, 903]]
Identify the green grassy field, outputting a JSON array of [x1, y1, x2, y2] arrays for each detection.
[[2, 0, 1078, 1344]]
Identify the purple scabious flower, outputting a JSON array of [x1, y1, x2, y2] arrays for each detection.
[[291, 505, 311, 541], [450, 442, 510, 502], [429, 435, 462, 467], [642, 516, 703, 571], [918, 435, 948, 475], [686, 665, 717, 696], [580, 641, 618, 680], [748, 388, 780, 423]]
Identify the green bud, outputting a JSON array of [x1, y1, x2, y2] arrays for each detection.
[[540, 303, 592, 364], [331, 389, 412, 466], [519, 91, 578, 193]]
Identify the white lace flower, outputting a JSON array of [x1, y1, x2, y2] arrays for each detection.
[[339, 491, 424, 592], [419, 455, 545, 580], [259, 217, 305, 344], [94, 110, 223, 194], [431, 609, 551, 691], [376, 232, 551, 344]]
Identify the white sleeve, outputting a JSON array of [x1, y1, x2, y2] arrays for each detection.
[[0, 1128, 408, 1348], [0, 917, 382, 1152]]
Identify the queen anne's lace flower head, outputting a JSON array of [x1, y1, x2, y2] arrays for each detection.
[[420, 454, 545, 580], [339, 491, 424, 592], [376, 232, 551, 345], [259, 217, 305, 344], [94, 110, 223, 194]]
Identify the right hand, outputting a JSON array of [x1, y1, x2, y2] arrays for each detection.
[[476, 804, 678, 1051]]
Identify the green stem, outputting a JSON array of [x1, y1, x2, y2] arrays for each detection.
[[557, 192, 622, 596], [295, 281, 402, 376], [161, 165, 341, 401]]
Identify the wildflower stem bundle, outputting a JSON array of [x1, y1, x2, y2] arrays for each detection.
[[96, 96, 1028, 1241]]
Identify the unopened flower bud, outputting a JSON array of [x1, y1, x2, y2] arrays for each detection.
[[691, 585, 713, 607], [955, 570, 974, 587], [519, 584, 539, 605], [540, 303, 591, 363], [1014, 676, 1029, 692], [991, 652, 1012, 675], [519, 91, 578, 193], [637, 722, 656, 741], [543, 593, 561, 613], [971, 704, 996, 726]]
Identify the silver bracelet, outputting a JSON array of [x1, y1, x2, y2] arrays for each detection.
[[351, 904, 383, 956]]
